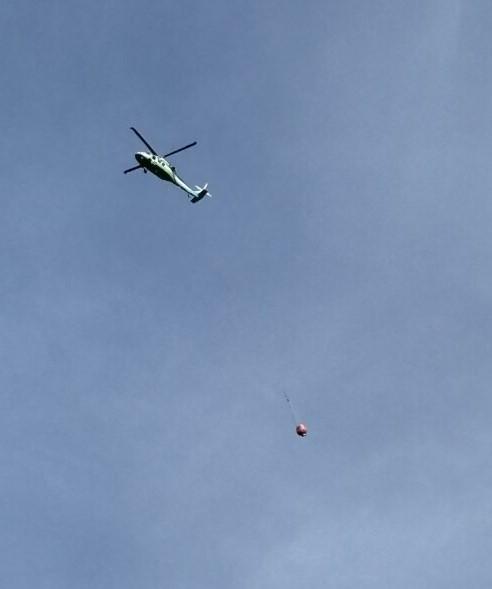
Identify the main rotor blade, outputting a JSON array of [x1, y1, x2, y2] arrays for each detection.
[[130, 127, 158, 155], [123, 164, 143, 174], [163, 141, 197, 158]]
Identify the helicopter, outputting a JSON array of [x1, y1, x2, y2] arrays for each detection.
[[124, 127, 211, 203]]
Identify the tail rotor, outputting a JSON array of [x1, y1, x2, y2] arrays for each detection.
[[195, 183, 212, 198], [190, 183, 212, 203]]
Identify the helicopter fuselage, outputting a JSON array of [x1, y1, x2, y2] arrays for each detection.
[[135, 151, 197, 197], [136, 151, 177, 182]]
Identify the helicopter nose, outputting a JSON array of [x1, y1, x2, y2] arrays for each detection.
[[135, 152, 146, 164]]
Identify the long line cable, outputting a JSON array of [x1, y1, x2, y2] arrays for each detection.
[[282, 391, 298, 427]]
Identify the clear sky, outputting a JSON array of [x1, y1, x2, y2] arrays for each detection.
[[1, 1, 492, 587]]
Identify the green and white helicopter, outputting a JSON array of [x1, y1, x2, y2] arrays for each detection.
[[124, 127, 211, 203]]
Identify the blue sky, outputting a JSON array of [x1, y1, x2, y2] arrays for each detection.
[[1, 1, 492, 587]]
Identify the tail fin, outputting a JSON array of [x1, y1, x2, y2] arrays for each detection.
[[190, 183, 211, 204]]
